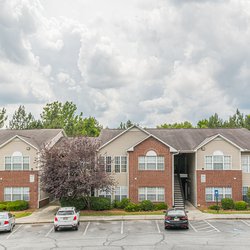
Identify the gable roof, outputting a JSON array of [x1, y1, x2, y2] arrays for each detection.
[[98, 127, 250, 152], [0, 129, 65, 150]]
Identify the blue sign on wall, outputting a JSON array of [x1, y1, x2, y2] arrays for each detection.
[[214, 189, 219, 198]]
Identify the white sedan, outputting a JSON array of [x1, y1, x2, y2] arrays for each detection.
[[0, 212, 15, 232], [54, 207, 80, 231]]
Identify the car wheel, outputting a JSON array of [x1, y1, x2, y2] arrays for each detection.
[[75, 225, 78, 231], [78, 221, 80, 225], [54, 226, 58, 232]]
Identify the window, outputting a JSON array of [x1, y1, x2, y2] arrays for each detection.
[[138, 151, 164, 170], [100, 156, 112, 173], [138, 187, 165, 202], [205, 187, 232, 202], [4, 187, 30, 201], [115, 186, 128, 201], [5, 152, 30, 170], [242, 156, 250, 173], [243, 186, 249, 202], [98, 189, 111, 200], [115, 156, 127, 173], [205, 152, 231, 170]]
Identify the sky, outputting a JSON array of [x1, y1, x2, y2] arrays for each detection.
[[1, 0, 250, 128]]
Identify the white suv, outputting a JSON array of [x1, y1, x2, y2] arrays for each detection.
[[54, 207, 80, 231]]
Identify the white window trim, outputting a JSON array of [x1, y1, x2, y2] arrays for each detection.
[[4, 154, 30, 171], [138, 187, 165, 202], [4, 187, 30, 201], [204, 155, 232, 170], [114, 156, 127, 173], [205, 187, 232, 202], [241, 155, 250, 173], [115, 186, 128, 201], [138, 156, 165, 170]]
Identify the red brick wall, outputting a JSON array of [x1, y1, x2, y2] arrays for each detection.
[[0, 171, 39, 208], [197, 170, 242, 207], [129, 137, 173, 206]]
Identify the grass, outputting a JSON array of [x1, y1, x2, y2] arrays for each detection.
[[80, 209, 165, 216], [12, 211, 33, 218], [202, 209, 250, 214]]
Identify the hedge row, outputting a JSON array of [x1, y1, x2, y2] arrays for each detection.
[[0, 200, 29, 211], [60, 197, 168, 212], [209, 198, 248, 211]]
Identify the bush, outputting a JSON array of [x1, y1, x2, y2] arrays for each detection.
[[0, 204, 7, 211], [154, 202, 168, 210], [208, 205, 220, 210], [116, 198, 131, 209], [234, 201, 247, 210], [221, 198, 234, 210], [6, 200, 29, 211], [90, 197, 111, 211], [60, 197, 87, 210], [125, 203, 141, 212], [139, 200, 155, 211]]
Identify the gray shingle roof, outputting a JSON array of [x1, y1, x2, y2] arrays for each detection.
[[98, 127, 250, 152], [0, 129, 64, 149]]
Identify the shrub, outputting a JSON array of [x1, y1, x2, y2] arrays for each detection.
[[208, 205, 220, 210], [60, 197, 87, 210], [154, 202, 168, 210], [0, 204, 7, 211], [6, 200, 29, 211], [90, 197, 111, 211], [234, 201, 247, 210], [140, 200, 155, 211], [116, 198, 131, 209], [221, 198, 234, 210], [125, 203, 141, 212]]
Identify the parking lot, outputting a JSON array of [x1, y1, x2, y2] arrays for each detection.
[[0, 220, 250, 249]]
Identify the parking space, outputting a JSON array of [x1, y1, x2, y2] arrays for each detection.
[[189, 220, 220, 232]]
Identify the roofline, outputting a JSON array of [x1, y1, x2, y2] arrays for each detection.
[[0, 135, 38, 151], [44, 129, 66, 149], [127, 134, 178, 153], [194, 134, 244, 151], [98, 125, 151, 150]]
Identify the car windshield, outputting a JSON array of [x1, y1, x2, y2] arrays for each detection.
[[0, 214, 7, 219], [57, 211, 74, 216], [167, 210, 185, 216]]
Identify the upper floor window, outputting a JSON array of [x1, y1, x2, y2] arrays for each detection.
[[5, 152, 30, 170], [205, 151, 231, 170], [115, 156, 127, 173], [100, 156, 112, 173], [242, 156, 250, 173], [138, 150, 164, 170]]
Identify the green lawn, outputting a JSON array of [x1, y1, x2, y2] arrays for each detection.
[[13, 211, 32, 218], [80, 209, 165, 216], [202, 209, 250, 214]]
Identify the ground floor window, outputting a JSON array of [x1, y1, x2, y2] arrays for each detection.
[[205, 187, 232, 202], [115, 186, 128, 201], [4, 187, 30, 201], [243, 186, 249, 202], [98, 190, 111, 200], [138, 187, 165, 202]]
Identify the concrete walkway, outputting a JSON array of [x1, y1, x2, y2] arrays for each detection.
[[16, 202, 250, 224]]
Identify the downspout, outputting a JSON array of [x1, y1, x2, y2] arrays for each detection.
[[172, 151, 180, 207]]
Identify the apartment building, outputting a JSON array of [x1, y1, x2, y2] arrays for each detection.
[[0, 129, 65, 208], [98, 125, 250, 208]]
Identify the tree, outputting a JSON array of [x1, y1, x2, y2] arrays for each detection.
[[224, 109, 245, 128], [157, 121, 193, 129], [118, 120, 134, 129], [197, 119, 209, 128], [0, 108, 7, 128], [40, 101, 102, 136], [40, 137, 115, 207], [9, 105, 36, 129], [197, 113, 223, 128]]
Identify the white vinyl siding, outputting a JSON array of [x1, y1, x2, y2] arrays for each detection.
[[205, 187, 232, 202], [4, 187, 30, 201], [138, 187, 165, 202]]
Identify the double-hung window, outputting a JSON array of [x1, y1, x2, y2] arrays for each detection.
[[115, 186, 128, 201], [205, 151, 231, 170], [138, 187, 165, 202], [205, 187, 232, 202], [115, 156, 127, 173], [5, 152, 30, 170], [98, 189, 111, 200], [138, 150, 164, 170], [242, 156, 250, 173], [100, 156, 112, 173], [4, 187, 30, 201]]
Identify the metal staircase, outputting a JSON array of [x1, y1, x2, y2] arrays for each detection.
[[174, 174, 185, 209]]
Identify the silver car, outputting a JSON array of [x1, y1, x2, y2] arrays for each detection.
[[54, 207, 80, 231], [0, 212, 15, 232]]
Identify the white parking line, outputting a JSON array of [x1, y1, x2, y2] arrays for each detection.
[[155, 220, 161, 233], [6, 225, 22, 240], [121, 221, 124, 234], [241, 220, 250, 227], [45, 226, 54, 237], [188, 221, 197, 232], [195, 226, 212, 230], [204, 220, 220, 232], [83, 222, 90, 236]]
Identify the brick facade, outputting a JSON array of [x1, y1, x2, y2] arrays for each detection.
[[0, 171, 39, 208], [197, 170, 242, 207], [128, 137, 173, 206]]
